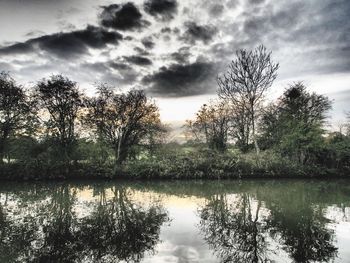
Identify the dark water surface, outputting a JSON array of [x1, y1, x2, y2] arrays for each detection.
[[0, 180, 349, 262]]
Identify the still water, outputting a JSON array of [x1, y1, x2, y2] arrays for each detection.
[[0, 180, 349, 263]]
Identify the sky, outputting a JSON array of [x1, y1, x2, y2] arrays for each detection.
[[0, 0, 349, 129]]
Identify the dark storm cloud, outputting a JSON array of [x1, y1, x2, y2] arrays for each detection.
[[160, 27, 180, 40], [170, 47, 191, 64], [123, 55, 152, 66], [0, 42, 34, 55], [235, 0, 349, 48], [109, 62, 132, 70], [100, 3, 149, 31], [240, 2, 304, 43], [1, 0, 350, 101], [181, 22, 217, 44], [144, 0, 178, 20], [134, 47, 150, 56], [141, 37, 155, 49], [160, 27, 172, 33], [205, 0, 350, 79], [81, 61, 138, 85], [0, 25, 123, 58], [143, 60, 216, 97]]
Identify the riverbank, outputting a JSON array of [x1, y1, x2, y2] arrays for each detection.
[[1, 150, 349, 181]]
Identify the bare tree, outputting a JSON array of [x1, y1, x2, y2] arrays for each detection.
[[229, 99, 252, 152], [85, 85, 162, 165], [35, 75, 83, 161], [0, 72, 36, 163], [218, 45, 279, 155], [185, 101, 231, 152]]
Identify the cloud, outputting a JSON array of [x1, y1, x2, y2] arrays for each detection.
[[109, 62, 132, 70], [143, 60, 216, 97], [123, 55, 152, 66], [81, 61, 138, 85], [181, 22, 217, 44], [100, 3, 149, 31], [134, 47, 151, 56], [170, 47, 191, 63], [144, 0, 178, 20], [208, 4, 224, 16], [0, 25, 123, 58], [248, 0, 266, 5], [0, 62, 14, 71], [0, 42, 34, 55], [141, 36, 155, 49], [1, 0, 350, 103], [160, 27, 172, 33]]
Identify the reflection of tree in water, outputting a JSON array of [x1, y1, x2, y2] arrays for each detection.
[[264, 189, 338, 263], [199, 193, 269, 263], [199, 185, 339, 263], [0, 195, 40, 262], [0, 184, 169, 263], [33, 185, 79, 262], [78, 186, 169, 262]]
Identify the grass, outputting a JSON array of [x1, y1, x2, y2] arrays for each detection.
[[0, 147, 349, 181]]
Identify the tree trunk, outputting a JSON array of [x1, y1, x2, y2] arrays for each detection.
[[0, 140, 5, 164], [115, 145, 128, 165], [251, 107, 260, 156]]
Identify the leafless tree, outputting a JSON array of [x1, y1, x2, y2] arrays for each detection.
[[185, 101, 231, 152], [218, 45, 279, 155], [228, 98, 252, 152]]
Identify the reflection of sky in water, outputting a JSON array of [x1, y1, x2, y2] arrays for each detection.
[[75, 188, 217, 262], [1, 180, 350, 262], [144, 204, 217, 263]]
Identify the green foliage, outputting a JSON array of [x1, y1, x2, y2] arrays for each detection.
[[316, 133, 350, 170], [260, 82, 332, 165], [0, 71, 37, 162], [34, 74, 83, 162], [85, 85, 164, 165], [0, 73, 349, 181]]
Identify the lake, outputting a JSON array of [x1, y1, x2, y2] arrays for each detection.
[[0, 180, 349, 262]]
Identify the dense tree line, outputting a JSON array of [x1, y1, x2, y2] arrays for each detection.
[[186, 45, 350, 172], [1, 45, 349, 179], [0, 72, 164, 170]]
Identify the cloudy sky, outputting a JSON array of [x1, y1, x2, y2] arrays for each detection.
[[0, 0, 349, 127]]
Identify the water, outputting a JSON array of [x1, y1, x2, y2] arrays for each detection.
[[0, 180, 349, 263]]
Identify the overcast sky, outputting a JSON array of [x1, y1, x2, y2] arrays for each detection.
[[0, 0, 349, 127]]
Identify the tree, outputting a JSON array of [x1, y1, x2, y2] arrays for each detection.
[[200, 193, 268, 262], [0, 72, 36, 163], [85, 85, 162, 165], [263, 183, 338, 262], [78, 185, 169, 262], [34, 75, 83, 161], [260, 82, 332, 164], [185, 101, 231, 152], [218, 45, 279, 155], [258, 103, 281, 150], [229, 99, 252, 152], [345, 111, 350, 136]]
